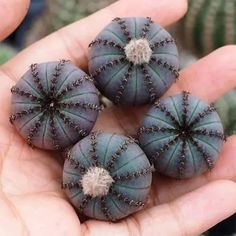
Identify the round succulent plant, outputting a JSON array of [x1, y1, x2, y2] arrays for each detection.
[[10, 60, 100, 150], [88, 17, 179, 106], [62, 132, 152, 221], [138, 91, 225, 179]]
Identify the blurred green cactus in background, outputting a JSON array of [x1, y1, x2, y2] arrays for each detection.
[[0, 44, 16, 64], [49, 0, 116, 31], [183, 0, 236, 56], [214, 89, 236, 136], [26, 0, 116, 44]]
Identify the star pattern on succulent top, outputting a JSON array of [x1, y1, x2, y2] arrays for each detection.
[[138, 91, 225, 179], [10, 60, 100, 150]]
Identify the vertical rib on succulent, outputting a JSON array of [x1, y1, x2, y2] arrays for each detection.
[[11, 86, 41, 102], [154, 100, 180, 127], [111, 189, 145, 207], [138, 126, 176, 136], [89, 132, 100, 166], [140, 64, 157, 102], [189, 105, 216, 128], [112, 166, 153, 181], [57, 111, 87, 137], [150, 37, 175, 50], [151, 136, 179, 161], [59, 101, 101, 111], [30, 63, 46, 95], [178, 141, 187, 178], [105, 137, 136, 171], [113, 17, 132, 41], [182, 91, 189, 126], [9, 107, 40, 124], [50, 60, 68, 92], [57, 75, 92, 98], [27, 115, 44, 147], [62, 181, 82, 190], [101, 196, 116, 222], [78, 196, 91, 212], [89, 38, 124, 51], [192, 129, 226, 140], [90, 58, 125, 78], [189, 138, 214, 170], [140, 17, 153, 38], [66, 151, 87, 175], [150, 57, 179, 79], [114, 65, 132, 104], [49, 116, 60, 150]]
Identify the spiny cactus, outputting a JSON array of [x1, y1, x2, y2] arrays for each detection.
[[183, 0, 236, 56], [10, 60, 100, 150], [88, 17, 179, 106], [62, 132, 152, 221], [138, 91, 225, 179]]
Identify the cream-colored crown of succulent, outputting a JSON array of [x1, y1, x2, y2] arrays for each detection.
[[81, 167, 114, 197], [124, 38, 152, 65]]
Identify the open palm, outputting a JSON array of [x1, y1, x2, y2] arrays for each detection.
[[0, 0, 236, 235]]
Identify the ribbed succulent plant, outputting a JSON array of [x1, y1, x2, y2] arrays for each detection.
[[138, 91, 225, 179], [62, 132, 152, 221], [88, 17, 179, 106], [10, 60, 100, 150], [183, 0, 236, 56]]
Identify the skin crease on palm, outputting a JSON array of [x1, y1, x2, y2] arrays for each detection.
[[1, 0, 236, 235]]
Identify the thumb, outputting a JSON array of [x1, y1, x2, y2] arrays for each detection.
[[0, 0, 30, 41]]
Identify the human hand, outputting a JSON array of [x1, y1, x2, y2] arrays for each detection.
[[0, 0, 236, 235]]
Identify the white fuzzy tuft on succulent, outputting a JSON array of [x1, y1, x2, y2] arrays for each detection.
[[81, 167, 114, 197], [124, 38, 152, 65]]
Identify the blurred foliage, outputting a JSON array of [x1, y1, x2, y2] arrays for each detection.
[[180, 0, 236, 57], [214, 89, 236, 136], [48, 0, 116, 32], [26, 0, 116, 44], [0, 44, 16, 64]]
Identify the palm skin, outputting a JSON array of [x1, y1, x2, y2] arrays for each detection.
[[0, 0, 236, 235]]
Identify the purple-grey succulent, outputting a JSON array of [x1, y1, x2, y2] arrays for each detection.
[[62, 132, 152, 221], [88, 17, 179, 106], [138, 91, 225, 179], [10, 60, 100, 150]]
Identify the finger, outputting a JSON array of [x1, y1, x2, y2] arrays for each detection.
[[1, 0, 187, 80], [155, 135, 236, 203], [166, 45, 236, 102], [82, 180, 236, 236], [0, 0, 29, 40]]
